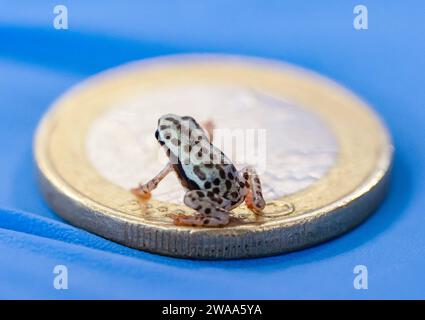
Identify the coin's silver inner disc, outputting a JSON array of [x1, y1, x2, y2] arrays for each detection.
[[86, 84, 338, 203]]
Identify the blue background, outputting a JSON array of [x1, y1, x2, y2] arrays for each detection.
[[0, 0, 424, 299]]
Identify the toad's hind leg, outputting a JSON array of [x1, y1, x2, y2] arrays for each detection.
[[172, 190, 231, 227], [202, 119, 215, 142], [241, 166, 266, 214]]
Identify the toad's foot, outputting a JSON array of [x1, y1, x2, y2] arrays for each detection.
[[245, 192, 264, 215], [170, 212, 229, 227], [131, 188, 152, 201]]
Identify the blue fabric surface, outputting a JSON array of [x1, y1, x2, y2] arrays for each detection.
[[0, 0, 424, 299]]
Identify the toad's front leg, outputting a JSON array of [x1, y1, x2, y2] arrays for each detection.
[[172, 190, 232, 227], [131, 162, 173, 200]]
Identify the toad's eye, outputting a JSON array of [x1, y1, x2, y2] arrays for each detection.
[[164, 133, 172, 140]]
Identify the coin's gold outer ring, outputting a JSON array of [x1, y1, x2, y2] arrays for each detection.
[[34, 54, 393, 259]]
